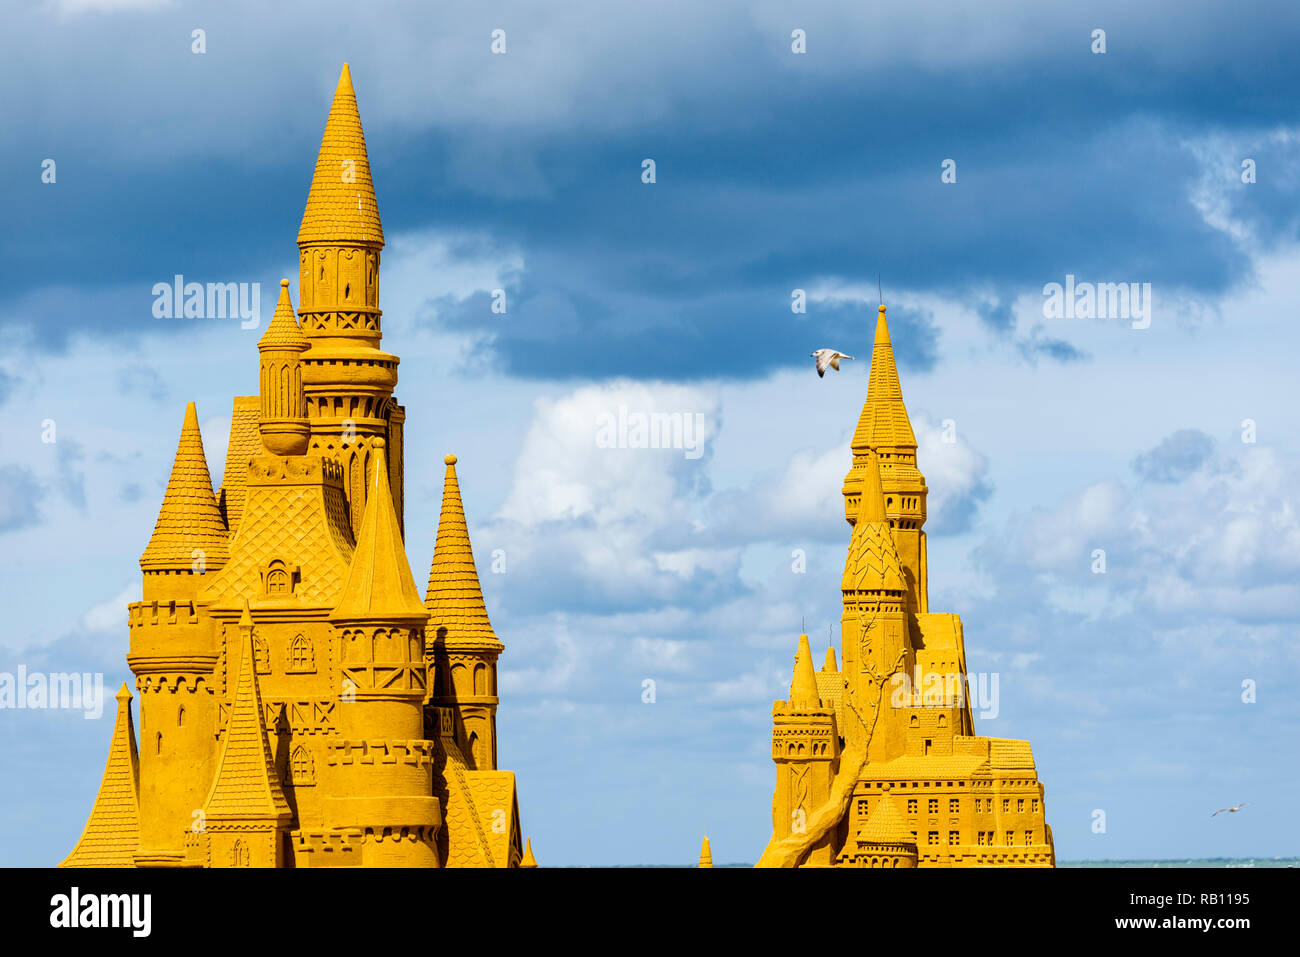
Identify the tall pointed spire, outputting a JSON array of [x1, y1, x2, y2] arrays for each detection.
[[298, 63, 384, 247], [333, 439, 427, 621], [842, 449, 906, 592], [698, 836, 714, 868], [140, 402, 229, 571], [852, 304, 916, 452], [202, 601, 291, 822], [59, 684, 141, 867], [790, 634, 820, 709], [425, 454, 501, 647], [823, 645, 838, 673]]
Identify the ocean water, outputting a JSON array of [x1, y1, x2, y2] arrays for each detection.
[[1059, 858, 1299, 868]]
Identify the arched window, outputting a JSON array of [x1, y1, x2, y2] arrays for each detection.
[[155, 731, 162, 756], [473, 663, 486, 696], [910, 714, 919, 728], [291, 744, 315, 786], [938, 714, 948, 729], [289, 634, 314, 673], [231, 839, 249, 867], [177, 704, 185, 727]]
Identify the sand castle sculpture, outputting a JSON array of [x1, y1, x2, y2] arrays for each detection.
[[61, 66, 530, 868]]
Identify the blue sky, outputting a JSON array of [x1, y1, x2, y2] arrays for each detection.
[[2, 0, 1299, 866]]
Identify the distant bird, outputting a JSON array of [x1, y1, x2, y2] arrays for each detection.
[[1212, 803, 1251, 817], [811, 349, 853, 377]]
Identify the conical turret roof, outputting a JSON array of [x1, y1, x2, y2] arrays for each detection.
[[425, 454, 501, 649], [333, 440, 428, 621], [298, 63, 384, 247], [698, 836, 713, 867], [857, 791, 913, 845], [140, 402, 229, 571], [842, 449, 906, 592], [202, 603, 291, 821], [852, 305, 916, 451], [59, 684, 140, 867], [258, 280, 307, 351]]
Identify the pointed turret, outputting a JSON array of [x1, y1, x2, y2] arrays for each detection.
[[698, 836, 713, 868], [298, 63, 383, 247], [332, 439, 427, 621], [59, 684, 141, 867], [202, 602, 291, 823], [258, 280, 310, 456], [842, 302, 929, 612], [520, 837, 538, 868], [857, 791, 911, 844], [295, 64, 399, 535], [790, 634, 820, 709], [258, 279, 308, 351], [842, 449, 906, 592], [852, 304, 916, 451], [140, 402, 229, 574], [425, 454, 502, 648], [823, 645, 838, 673]]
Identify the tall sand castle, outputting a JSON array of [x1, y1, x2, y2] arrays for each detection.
[[61, 66, 532, 869]]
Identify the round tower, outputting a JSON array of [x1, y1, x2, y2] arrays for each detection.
[[130, 402, 227, 865], [328, 442, 440, 866], [423, 453, 504, 771], [295, 64, 399, 532], [842, 304, 930, 613], [258, 280, 310, 456]]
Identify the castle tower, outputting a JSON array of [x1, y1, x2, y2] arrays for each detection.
[[842, 304, 929, 613], [424, 453, 504, 771], [60, 685, 141, 867], [840, 447, 913, 762], [130, 402, 225, 866], [199, 601, 292, 867], [770, 635, 840, 866], [258, 280, 310, 456], [296, 63, 403, 533], [844, 789, 917, 868], [328, 440, 441, 866]]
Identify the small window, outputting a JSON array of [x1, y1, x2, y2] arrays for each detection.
[[1017, 798, 1025, 813], [927, 831, 939, 846], [928, 798, 938, 814], [948, 830, 959, 846], [907, 799, 917, 815], [949, 798, 959, 814]]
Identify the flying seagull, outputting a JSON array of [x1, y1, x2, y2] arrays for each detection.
[[1211, 802, 1251, 817], [811, 349, 853, 377]]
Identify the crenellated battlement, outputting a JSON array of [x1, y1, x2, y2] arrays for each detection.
[[326, 738, 435, 768]]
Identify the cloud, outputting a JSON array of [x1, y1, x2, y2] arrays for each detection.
[[0, 465, 45, 533], [1132, 428, 1216, 483], [81, 583, 139, 633]]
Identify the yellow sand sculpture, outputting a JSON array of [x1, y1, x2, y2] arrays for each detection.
[[61, 65, 531, 868], [758, 305, 1055, 868]]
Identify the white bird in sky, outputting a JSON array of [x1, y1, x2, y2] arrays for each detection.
[[811, 349, 853, 377], [1211, 802, 1251, 817]]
